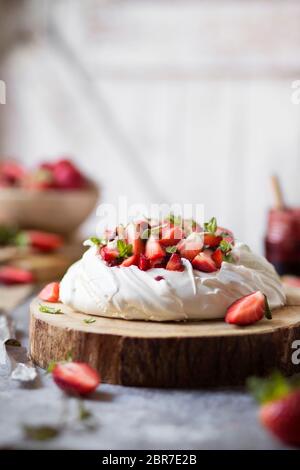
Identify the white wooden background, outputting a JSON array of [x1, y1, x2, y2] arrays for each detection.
[[1, 0, 300, 253]]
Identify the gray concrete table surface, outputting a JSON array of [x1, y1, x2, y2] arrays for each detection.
[[0, 297, 291, 450]]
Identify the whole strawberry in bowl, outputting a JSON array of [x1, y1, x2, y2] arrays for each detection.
[[0, 158, 99, 235]]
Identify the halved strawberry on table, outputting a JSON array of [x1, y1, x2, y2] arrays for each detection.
[[51, 361, 100, 396], [38, 282, 60, 302], [0, 266, 34, 285], [225, 291, 272, 326], [17, 231, 64, 253]]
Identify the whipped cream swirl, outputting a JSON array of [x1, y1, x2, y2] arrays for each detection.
[[59, 242, 286, 322]]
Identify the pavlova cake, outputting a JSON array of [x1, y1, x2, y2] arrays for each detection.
[[39, 215, 286, 325]]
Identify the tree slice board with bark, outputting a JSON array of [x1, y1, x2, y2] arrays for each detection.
[[29, 287, 300, 388]]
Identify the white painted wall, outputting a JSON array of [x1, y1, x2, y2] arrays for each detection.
[[1, 0, 300, 253]]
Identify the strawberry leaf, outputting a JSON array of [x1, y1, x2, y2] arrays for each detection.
[[247, 371, 292, 404], [89, 237, 107, 247], [204, 217, 217, 234]]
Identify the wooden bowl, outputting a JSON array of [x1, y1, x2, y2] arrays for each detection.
[[0, 182, 99, 235]]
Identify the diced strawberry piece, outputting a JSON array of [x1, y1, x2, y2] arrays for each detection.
[[259, 390, 300, 446], [160, 226, 184, 246], [192, 252, 217, 273], [23, 168, 56, 190], [125, 223, 145, 255], [204, 233, 222, 248], [53, 159, 86, 190], [166, 253, 184, 272], [183, 219, 202, 235], [177, 233, 203, 261], [52, 362, 100, 396], [100, 245, 119, 264], [216, 226, 235, 245], [212, 248, 223, 269], [225, 291, 271, 326], [26, 231, 64, 252], [0, 266, 34, 285], [139, 254, 150, 271], [38, 282, 60, 302], [150, 259, 166, 268], [145, 237, 166, 261], [120, 254, 139, 267]]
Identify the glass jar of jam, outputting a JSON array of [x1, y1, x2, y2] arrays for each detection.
[[265, 209, 300, 276]]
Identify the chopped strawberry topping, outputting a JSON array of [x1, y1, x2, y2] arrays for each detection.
[[211, 248, 223, 269], [139, 254, 150, 271], [191, 252, 217, 273], [204, 233, 222, 248], [177, 233, 203, 261], [166, 253, 184, 272], [145, 237, 166, 261], [120, 254, 139, 267], [100, 245, 119, 265], [160, 226, 183, 246]]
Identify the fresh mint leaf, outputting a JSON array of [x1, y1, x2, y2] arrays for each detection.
[[204, 217, 217, 234], [23, 424, 60, 441], [117, 240, 133, 258], [14, 231, 29, 247], [220, 239, 233, 253], [39, 305, 63, 315], [166, 246, 178, 254], [89, 237, 106, 247], [83, 318, 96, 324], [0, 225, 19, 246]]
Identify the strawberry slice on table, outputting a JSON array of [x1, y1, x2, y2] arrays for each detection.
[[145, 237, 166, 262], [225, 291, 272, 326], [38, 282, 60, 302], [52, 362, 100, 396], [160, 226, 183, 247], [120, 254, 139, 267], [0, 161, 25, 185], [166, 253, 184, 272], [24, 231, 64, 252], [212, 248, 223, 269], [248, 372, 300, 447], [177, 232, 203, 261], [204, 233, 222, 248], [0, 266, 34, 284], [192, 252, 217, 273], [139, 254, 150, 271]]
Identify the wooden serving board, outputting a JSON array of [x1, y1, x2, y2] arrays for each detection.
[[29, 287, 300, 388]]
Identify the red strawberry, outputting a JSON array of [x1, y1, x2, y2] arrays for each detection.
[[216, 226, 235, 245], [100, 245, 119, 265], [177, 232, 203, 261], [53, 159, 86, 190], [145, 237, 166, 261], [120, 254, 139, 267], [139, 254, 150, 271], [212, 248, 223, 269], [0, 161, 25, 185], [150, 259, 166, 269], [166, 253, 184, 272], [225, 291, 272, 326], [204, 233, 222, 248], [125, 223, 145, 255], [259, 390, 300, 446], [52, 362, 100, 396], [26, 231, 64, 252], [192, 252, 217, 273], [38, 282, 60, 302], [160, 226, 183, 246], [23, 168, 56, 190], [0, 266, 34, 285]]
